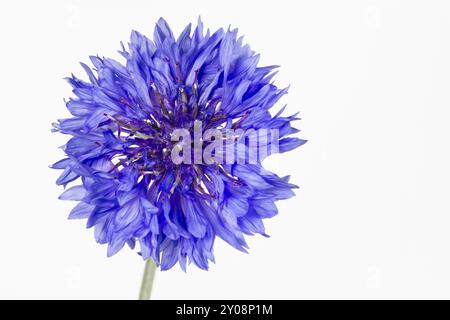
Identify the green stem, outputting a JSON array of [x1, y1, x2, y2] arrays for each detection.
[[139, 258, 157, 300]]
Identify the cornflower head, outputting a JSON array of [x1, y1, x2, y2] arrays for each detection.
[[52, 18, 306, 271]]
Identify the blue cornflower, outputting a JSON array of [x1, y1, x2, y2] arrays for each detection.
[[52, 18, 305, 271]]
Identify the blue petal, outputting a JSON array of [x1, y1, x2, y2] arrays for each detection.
[[279, 137, 307, 153], [59, 185, 86, 201], [160, 241, 179, 271], [115, 197, 141, 226], [56, 167, 79, 186], [80, 62, 98, 85], [69, 202, 94, 219], [107, 238, 126, 257], [233, 165, 270, 189], [251, 199, 278, 218], [223, 196, 248, 217], [154, 17, 175, 47], [66, 100, 93, 116], [180, 195, 207, 238], [50, 158, 70, 169]]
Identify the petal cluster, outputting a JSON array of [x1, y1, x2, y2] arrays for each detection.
[[52, 18, 305, 270]]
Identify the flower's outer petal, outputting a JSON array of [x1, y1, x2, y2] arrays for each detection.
[[238, 208, 269, 237], [66, 100, 93, 116], [107, 238, 126, 257], [59, 185, 87, 201], [56, 117, 85, 132], [177, 23, 192, 51], [129, 63, 151, 107], [251, 199, 278, 218], [115, 196, 141, 226], [180, 195, 207, 238], [154, 17, 175, 47], [56, 167, 80, 186], [223, 196, 248, 218], [50, 158, 71, 170], [185, 29, 224, 86], [160, 240, 179, 271], [161, 201, 180, 240], [279, 137, 307, 153], [233, 165, 270, 190], [219, 28, 235, 76], [69, 202, 94, 219], [84, 108, 107, 131], [197, 199, 248, 252], [80, 62, 98, 85]]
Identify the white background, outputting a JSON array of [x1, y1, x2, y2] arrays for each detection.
[[0, 0, 449, 299]]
